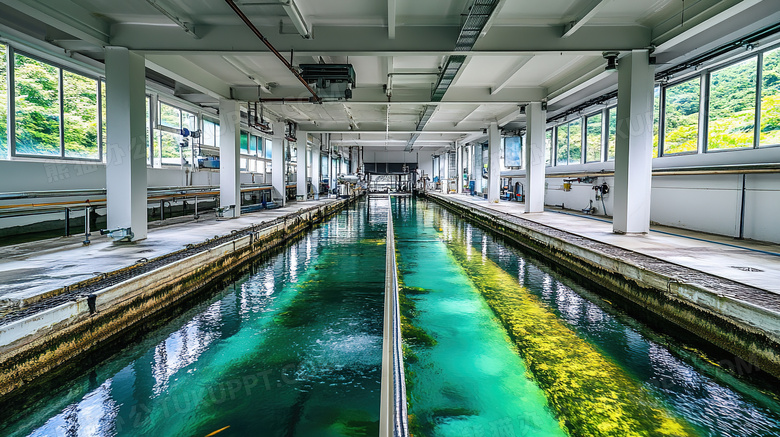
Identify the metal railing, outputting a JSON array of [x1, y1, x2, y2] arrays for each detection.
[[380, 194, 410, 437]]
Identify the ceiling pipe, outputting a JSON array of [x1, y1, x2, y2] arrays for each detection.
[[223, 0, 321, 103]]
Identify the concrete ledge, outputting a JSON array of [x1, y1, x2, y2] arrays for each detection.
[[0, 197, 355, 399], [426, 193, 780, 378]]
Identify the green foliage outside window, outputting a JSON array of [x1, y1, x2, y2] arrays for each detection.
[[607, 108, 616, 160], [653, 87, 660, 158], [585, 114, 602, 162], [708, 57, 757, 150], [14, 54, 60, 156], [158, 102, 181, 163], [761, 48, 780, 146], [568, 119, 581, 164], [556, 124, 568, 165], [663, 77, 700, 154], [0, 44, 7, 159], [63, 70, 98, 159]]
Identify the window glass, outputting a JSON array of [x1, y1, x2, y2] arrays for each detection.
[[101, 80, 107, 160], [182, 111, 196, 132], [158, 131, 180, 165], [545, 129, 552, 166], [14, 54, 60, 156], [256, 136, 263, 157], [240, 131, 248, 153], [203, 118, 217, 147], [760, 47, 780, 146], [1, 44, 8, 159], [556, 124, 568, 165], [266, 139, 272, 159], [663, 77, 700, 154], [607, 107, 616, 160], [145, 96, 151, 165], [708, 57, 757, 150], [568, 119, 581, 164], [653, 87, 660, 158], [257, 160, 265, 177], [241, 157, 247, 171], [585, 114, 602, 163], [249, 134, 258, 155], [63, 70, 98, 159], [159, 102, 180, 129], [503, 136, 522, 167]]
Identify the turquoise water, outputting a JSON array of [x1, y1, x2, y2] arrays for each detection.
[[395, 197, 780, 437], [4, 196, 780, 437], [1, 199, 389, 437], [393, 198, 566, 436]]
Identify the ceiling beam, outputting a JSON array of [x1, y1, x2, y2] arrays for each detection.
[[562, 0, 607, 38], [490, 55, 533, 95], [496, 107, 522, 127], [478, 0, 508, 39], [145, 0, 200, 39], [111, 23, 651, 53], [222, 56, 272, 93], [2, 0, 110, 46], [145, 55, 231, 100], [388, 0, 397, 39], [282, 0, 311, 39], [455, 105, 482, 127]]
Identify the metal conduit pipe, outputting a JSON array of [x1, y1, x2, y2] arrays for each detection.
[[223, 0, 321, 103]]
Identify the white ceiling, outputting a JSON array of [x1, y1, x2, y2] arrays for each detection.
[[1, 0, 778, 150]]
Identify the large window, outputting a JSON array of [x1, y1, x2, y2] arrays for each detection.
[[202, 118, 219, 147], [63, 70, 98, 159], [761, 47, 780, 146], [14, 53, 60, 156], [585, 113, 602, 163], [568, 119, 581, 164], [708, 57, 757, 150], [663, 77, 700, 154], [0, 44, 7, 159], [9, 52, 101, 160], [240, 131, 248, 154], [653, 87, 660, 158]]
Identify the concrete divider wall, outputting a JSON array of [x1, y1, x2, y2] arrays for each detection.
[[426, 193, 780, 379], [0, 198, 354, 400]]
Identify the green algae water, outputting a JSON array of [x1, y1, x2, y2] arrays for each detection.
[[394, 197, 780, 437], [0, 199, 390, 437]]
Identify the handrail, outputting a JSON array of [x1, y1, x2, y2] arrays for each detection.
[[380, 194, 410, 437]]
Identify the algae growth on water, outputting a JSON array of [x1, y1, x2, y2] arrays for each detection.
[[394, 196, 780, 437]]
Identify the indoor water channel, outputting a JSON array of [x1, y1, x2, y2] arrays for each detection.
[[2, 197, 780, 437]]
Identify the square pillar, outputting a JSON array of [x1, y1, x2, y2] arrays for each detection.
[[614, 49, 654, 234], [296, 131, 308, 199], [525, 102, 547, 213], [219, 99, 241, 218], [272, 121, 286, 206], [487, 122, 501, 202], [312, 142, 321, 200], [105, 47, 147, 241]]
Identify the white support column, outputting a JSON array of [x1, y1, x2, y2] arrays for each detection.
[[296, 131, 308, 200], [219, 99, 241, 218], [312, 142, 321, 200], [272, 121, 286, 207], [456, 144, 463, 194], [525, 102, 547, 213], [443, 151, 450, 193], [487, 122, 501, 203], [613, 49, 654, 234], [105, 47, 147, 241]]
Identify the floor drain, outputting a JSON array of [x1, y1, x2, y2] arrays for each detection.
[[730, 266, 764, 272]]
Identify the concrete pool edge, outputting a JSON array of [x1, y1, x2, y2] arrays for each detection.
[[0, 197, 356, 401], [424, 193, 780, 380]]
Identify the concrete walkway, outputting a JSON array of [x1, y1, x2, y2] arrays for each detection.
[[437, 194, 780, 295], [0, 198, 339, 311]]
